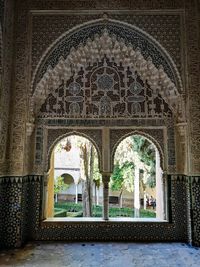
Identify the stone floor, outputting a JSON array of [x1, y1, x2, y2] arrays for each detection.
[[0, 242, 200, 267]]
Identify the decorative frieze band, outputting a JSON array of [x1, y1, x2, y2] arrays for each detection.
[[0, 175, 42, 183]]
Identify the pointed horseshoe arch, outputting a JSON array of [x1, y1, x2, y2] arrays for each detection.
[[47, 131, 102, 173], [111, 130, 164, 171], [30, 18, 184, 121]]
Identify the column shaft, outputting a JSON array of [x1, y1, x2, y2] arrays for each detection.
[[102, 174, 110, 220]]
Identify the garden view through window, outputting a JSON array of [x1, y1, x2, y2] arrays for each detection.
[[46, 134, 164, 220]]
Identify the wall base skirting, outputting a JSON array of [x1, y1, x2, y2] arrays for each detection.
[[0, 175, 200, 248]]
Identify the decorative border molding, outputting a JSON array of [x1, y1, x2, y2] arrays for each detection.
[[31, 18, 183, 95]]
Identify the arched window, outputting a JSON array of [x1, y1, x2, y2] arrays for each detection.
[[46, 135, 102, 218], [45, 133, 165, 221], [111, 134, 164, 220]]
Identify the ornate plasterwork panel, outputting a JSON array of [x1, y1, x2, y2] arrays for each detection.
[[31, 25, 183, 125], [32, 20, 182, 95], [3, 0, 200, 249], [185, 1, 200, 174], [0, 0, 3, 76], [0, 0, 5, 163], [0, 16, 3, 116], [38, 57, 173, 120], [0, 0, 4, 26], [26, 1, 186, 177], [0, 0, 14, 174], [0, 23, 2, 76], [31, 12, 183, 79], [6, 0, 30, 175], [7, 0, 185, 177], [30, 0, 183, 10]]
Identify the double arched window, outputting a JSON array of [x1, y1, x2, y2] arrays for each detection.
[[46, 133, 165, 221]]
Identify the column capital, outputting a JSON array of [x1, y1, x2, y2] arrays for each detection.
[[102, 172, 110, 220], [101, 172, 112, 183], [101, 172, 112, 176]]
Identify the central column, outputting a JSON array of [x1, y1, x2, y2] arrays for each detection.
[[102, 173, 111, 220], [102, 127, 111, 220], [134, 167, 140, 218], [155, 148, 164, 220]]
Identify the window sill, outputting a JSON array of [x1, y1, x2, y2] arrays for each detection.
[[43, 217, 167, 223]]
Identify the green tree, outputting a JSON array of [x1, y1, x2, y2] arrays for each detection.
[[111, 163, 124, 192], [77, 137, 101, 217], [111, 135, 156, 210], [111, 161, 135, 207], [131, 136, 156, 188], [54, 176, 69, 202], [79, 141, 94, 217], [59, 135, 101, 217]]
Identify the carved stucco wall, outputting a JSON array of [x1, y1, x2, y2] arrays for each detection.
[[0, 1, 198, 177], [29, 13, 183, 177], [30, 13, 183, 89], [185, 1, 200, 174], [0, 0, 3, 128], [186, 2, 200, 246], [1, 0, 200, 248], [0, 0, 14, 175], [32, 29, 177, 174], [4, 0, 190, 177], [0, 0, 3, 76]]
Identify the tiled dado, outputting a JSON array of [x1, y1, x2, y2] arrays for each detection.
[[0, 175, 42, 249], [36, 175, 189, 242], [0, 175, 200, 248], [190, 176, 200, 247]]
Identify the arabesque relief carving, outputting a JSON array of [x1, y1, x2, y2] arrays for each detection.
[[32, 28, 183, 123]]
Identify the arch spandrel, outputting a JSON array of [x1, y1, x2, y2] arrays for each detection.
[[30, 19, 184, 123]]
